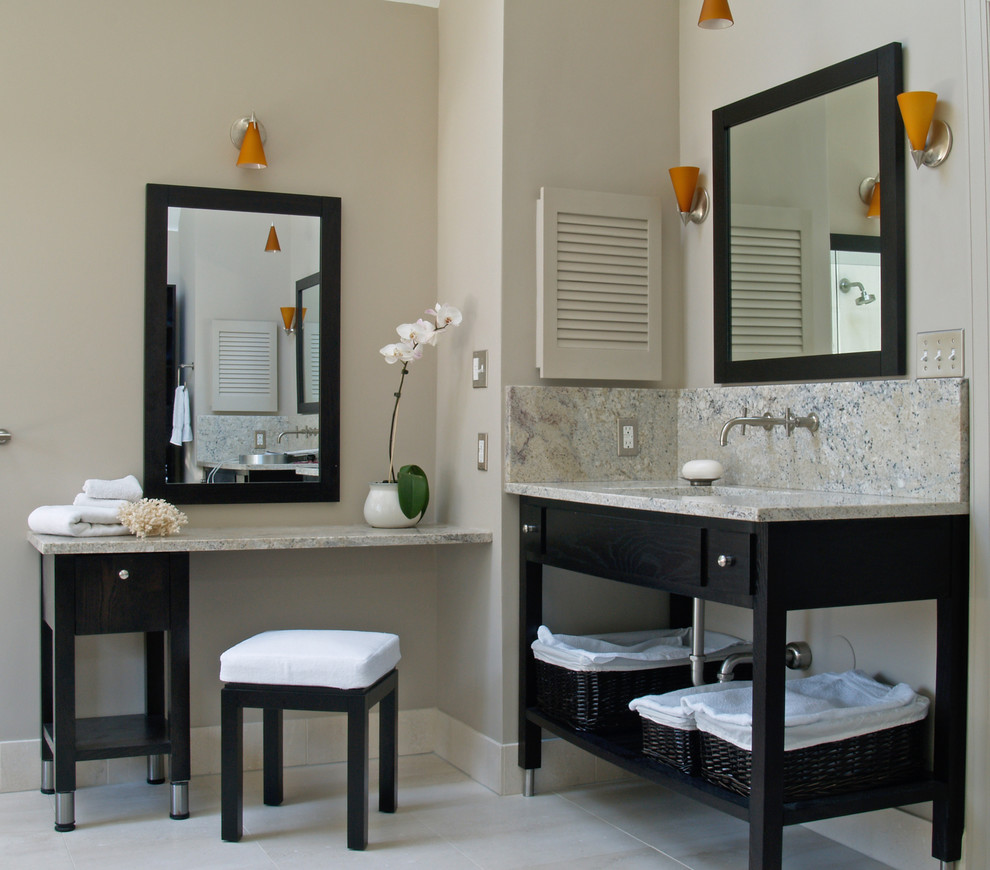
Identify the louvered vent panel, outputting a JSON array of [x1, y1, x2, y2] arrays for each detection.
[[305, 325, 320, 400], [555, 212, 649, 349], [537, 187, 661, 380], [730, 225, 804, 358], [211, 320, 278, 413]]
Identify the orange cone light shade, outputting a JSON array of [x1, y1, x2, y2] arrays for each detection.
[[669, 166, 701, 214], [237, 120, 268, 168], [298, 307, 307, 326], [866, 181, 880, 219], [698, 0, 733, 29], [280, 307, 295, 331], [897, 91, 938, 152], [265, 224, 281, 252]]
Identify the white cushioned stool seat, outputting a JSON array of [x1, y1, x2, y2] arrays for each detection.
[[220, 630, 401, 690]]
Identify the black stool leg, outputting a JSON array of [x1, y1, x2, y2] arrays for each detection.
[[220, 689, 244, 842], [263, 708, 283, 806], [346, 698, 370, 850], [379, 681, 397, 814]]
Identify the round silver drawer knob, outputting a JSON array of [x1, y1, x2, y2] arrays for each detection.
[[716, 554, 735, 568], [522, 524, 540, 534], [118, 570, 130, 580]]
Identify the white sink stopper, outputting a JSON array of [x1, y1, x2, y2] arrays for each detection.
[[681, 459, 724, 485]]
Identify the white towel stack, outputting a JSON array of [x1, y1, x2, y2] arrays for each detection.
[[28, 475, 143, 537], [629, 670, 929, 752]]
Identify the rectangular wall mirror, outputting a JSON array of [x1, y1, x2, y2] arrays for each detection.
[[713, 42, 905, 383], [144, 184, 341, 504]]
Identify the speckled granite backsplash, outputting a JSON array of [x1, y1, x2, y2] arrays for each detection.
[[505, 379, 968, 502]]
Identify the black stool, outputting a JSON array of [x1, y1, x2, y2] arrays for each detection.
[[219, 630, 400, 850]]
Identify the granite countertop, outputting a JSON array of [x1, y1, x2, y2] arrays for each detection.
[[505, 480, 969, 522], [28, 524, 493, 555]]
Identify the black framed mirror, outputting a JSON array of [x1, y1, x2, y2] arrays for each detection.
[[713, 42, 905, 383], [144, 184, 340, 504]]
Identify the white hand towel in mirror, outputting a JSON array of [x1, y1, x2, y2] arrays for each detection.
[[170, 385, 192, 446]]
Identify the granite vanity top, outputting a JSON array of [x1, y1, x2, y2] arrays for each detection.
[[505, 480, 969, 522], [28, 523, 492, 555]]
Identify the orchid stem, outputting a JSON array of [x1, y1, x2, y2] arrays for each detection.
[[387, 363, 408, 482]]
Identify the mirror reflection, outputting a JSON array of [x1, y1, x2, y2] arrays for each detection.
[[713, 42, 905, 384], [728, 80, 880, 361], [167, 207, 320, 483], [144, 184, 340, 505]]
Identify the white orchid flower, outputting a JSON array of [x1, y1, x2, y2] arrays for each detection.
[[428, 303, 463, 328], [380, 342, 414, 364]]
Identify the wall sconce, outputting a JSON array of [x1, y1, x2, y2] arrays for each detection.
[[896, 91, 952, 168], [668, 166, 710, 225], [231, 112, 268, 168], [265, 224, 281, 252], [280, 307, 306, 335], [698, 0, 733, 29], [859, 175, 880, 218]]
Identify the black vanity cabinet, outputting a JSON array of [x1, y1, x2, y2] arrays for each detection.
[[40, 551, 190, 831], [517, 496, 968, 870]]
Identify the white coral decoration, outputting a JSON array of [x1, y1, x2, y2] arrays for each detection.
[[118, 498, 188, 538]]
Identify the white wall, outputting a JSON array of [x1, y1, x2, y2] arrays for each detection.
[[0, 0, 441, 737]]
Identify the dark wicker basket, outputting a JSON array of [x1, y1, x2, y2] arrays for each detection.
[[535, 656, 729, 732], [640, 717, 699, 774], [698, 718, 927, 800]]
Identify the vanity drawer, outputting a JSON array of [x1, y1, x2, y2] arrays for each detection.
[[74, 554, 171, 635], [706, 529, 754, 597], [543, 507, 702, 591]]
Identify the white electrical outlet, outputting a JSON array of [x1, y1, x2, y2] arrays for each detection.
[[477, 433, 488, 470], [254, 430, 266, 449], [918, 329, 963, 378], [617, 417, 640, 456]]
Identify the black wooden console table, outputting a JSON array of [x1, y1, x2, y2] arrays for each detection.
[[517, 496, 968, 870]]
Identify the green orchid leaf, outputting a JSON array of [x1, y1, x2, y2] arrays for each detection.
[[397, 464, 429, 520]]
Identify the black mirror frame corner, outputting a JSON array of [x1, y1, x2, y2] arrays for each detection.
[[712, 42, 906, 384], [142, 183, 341, 505]]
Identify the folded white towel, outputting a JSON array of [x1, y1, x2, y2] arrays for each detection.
[[170, 385, 193, 446], [28, 505, 130, 538], [532, 626, 748, 672], [82, 474, 143, 501], [680, 670, 929, 751], [72, 493, 130, 510], [629, 681, 753, 730]]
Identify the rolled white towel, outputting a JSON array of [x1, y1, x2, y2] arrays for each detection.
[[28, 505, 130, 538], [72, 493, 130, 510], [82, 474, 143, 502]]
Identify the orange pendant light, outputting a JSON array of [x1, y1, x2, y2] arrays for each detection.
[[232, 113, 268, 168], [698, 0, 733, 29], [265, 224, 281, 252], [866, 181, 880, 219]]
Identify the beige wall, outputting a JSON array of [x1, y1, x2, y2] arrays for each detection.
[[678, 2, 989, 867], [0, 0, 440, 735]]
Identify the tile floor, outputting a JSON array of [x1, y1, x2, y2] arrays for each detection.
[[1, 753, 895, 869]]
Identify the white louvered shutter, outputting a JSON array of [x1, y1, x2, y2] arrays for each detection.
[[729, 205, 812, 361], [537, 187, 661, 380], [211, 320, 278, 412]]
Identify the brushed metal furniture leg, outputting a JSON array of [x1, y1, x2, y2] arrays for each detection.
[[170, 781, 189, 820], [147, 754, 166, 785], [54, 791, 75, 832], [41, 760, 54, 794], [524, 768, 535, 797]]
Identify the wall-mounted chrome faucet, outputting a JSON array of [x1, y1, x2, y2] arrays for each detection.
[[276, 426, 319, 444], [719, 407, 819, 446]]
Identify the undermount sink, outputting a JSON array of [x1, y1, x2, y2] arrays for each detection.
[[238, 453, 291, 466]]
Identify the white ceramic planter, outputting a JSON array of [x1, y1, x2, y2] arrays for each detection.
[[363, 482, 420, 528]]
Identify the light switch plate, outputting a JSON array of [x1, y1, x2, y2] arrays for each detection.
[[917, 329, 963, 378], [472, 350, 488, 388], [477, 433, 488, 470]]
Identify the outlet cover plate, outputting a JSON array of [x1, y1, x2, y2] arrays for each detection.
[[617, 417, 640, 456], [917, 329, 963, 378]]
